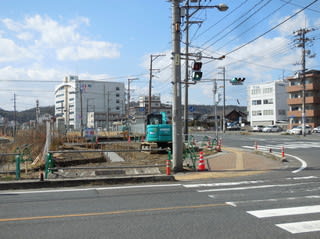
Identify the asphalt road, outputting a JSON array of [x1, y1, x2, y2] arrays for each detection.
[[0, 132, 319, 239]]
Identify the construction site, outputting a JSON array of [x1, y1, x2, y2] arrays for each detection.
[[0, 127, 221, 181]]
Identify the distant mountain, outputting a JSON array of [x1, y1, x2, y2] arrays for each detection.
[[0, 106, 55, 123]]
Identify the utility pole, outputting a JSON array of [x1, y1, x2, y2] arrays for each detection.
[[13, 93, 16, 139], [127, 78, 138, 118], [218, 67, 226, 133], [213, 79, 218, 139], [182, 1, 228, 140], [36, 99, 40, 129], [293, 27, 315, 136], [149, 54, 165, 114], [80, 84, 83, 137], [171, 0, 183, 172]]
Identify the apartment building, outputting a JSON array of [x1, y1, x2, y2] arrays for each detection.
[[247, 80, 288, 126], [54, 75, 125, 130], [287, 70, 320, 128]]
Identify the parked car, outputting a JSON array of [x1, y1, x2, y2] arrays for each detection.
[[262, 125, 282, 132], [252, 125, 264, 132], [287, 126, 298, 134], [312, 126, 320, 133], [290, 125, 312, 135]]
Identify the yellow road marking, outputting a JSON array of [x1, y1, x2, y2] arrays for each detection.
[[0, 203, 227, 222]]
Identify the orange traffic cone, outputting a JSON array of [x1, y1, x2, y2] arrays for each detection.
[[197, 152, 207, 171]]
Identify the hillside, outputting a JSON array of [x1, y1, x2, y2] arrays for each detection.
[[0, 106, 55, 123], [0, 104, 246, 124]]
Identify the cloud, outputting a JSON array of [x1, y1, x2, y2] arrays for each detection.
[[0, 38, 34, 62], [274, 11, 309, 36], [0, 14, 121, 62], [57, 41, 121, 60]]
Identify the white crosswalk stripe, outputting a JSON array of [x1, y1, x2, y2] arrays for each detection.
[[182, 176, 320, 235], [247, 205, 320, 218], [247, 205, 320, 234], [276, 220, 320, 234], [242, 141, 320, 150]]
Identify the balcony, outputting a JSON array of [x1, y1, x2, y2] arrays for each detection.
[[287, 83, 320, 93], [288, 110, 320, 117], [288, 96, 320, 105]]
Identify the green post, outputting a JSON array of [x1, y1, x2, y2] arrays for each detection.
[[15, 154, 21, 180], [45, 153, 53, 179]]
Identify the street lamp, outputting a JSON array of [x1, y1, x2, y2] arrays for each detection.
[[216, 3, 229, 12], [183, 1, 228, 141]]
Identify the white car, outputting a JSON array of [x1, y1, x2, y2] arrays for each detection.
[[312, 126, 320, 133], [262, 125, 282, 132], [290, 125, 312, 135], [252, 125, 264, 132]]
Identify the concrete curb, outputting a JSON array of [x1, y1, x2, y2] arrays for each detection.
[[0, 175, 175, 190]]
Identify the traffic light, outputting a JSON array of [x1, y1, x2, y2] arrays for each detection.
[[230, 77, 245, 85], [192, 62, 203, 81]]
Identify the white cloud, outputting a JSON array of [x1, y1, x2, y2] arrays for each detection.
[[0, 14, 121, 62], [57, 41, 121, 60], [0, 38, 33, 62], [275, 11, 309, 36]]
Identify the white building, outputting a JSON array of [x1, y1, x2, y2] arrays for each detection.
[[247, 80, 288, 126], [54, 75, 125, 130]]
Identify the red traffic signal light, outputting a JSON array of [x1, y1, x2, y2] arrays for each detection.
[[192, 62, 202, 71]]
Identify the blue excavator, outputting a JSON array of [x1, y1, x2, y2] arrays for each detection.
[[140, 112, 172, 152]]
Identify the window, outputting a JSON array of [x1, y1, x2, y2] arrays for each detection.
[[116, 93, 120, 97], [291, 106, 300, 111], [252, 110, 262, 116], [116, 87, 120, 91], [278, 109, 286, 115], [263, 110, 273, 115], [116, 99, 120, 103], [263, 99, 273, 104], [251, 88, 261, 95], [252, 100, 262, 105], [263, 87, 273, 94], [116, 106, 120, 110]]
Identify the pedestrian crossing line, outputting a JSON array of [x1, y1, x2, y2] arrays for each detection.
[[197, 182, 311, 193], [247, 205, 320, 218], [226, 195, 320, 207], [276, 220, 320, 234]]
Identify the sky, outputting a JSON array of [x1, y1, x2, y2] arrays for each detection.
[[1, 0, 320, 112]]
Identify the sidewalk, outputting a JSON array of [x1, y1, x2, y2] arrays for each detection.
[[174, 147, 285, 181], [0, 147, 285, 190]]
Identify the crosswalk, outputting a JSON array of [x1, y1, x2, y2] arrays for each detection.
[[183, 176, 320, 235], [247, 205, 320, 234], [242, 141, 320, 150]]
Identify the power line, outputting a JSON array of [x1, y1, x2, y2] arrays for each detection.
[[216, 0, 293, 51], [223, 0, 319, 57], [200, 0, 269, 51]]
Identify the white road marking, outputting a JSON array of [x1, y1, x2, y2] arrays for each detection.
[[286, 153, 307, 173], [247, 205, 320, 218], [197, 182, 311, 193], [276, 220, 320, 234], [183, 180, 265, 188], [226, 195, 320, 207], [287, 176, 318, 180], [0, 184, 182, 195]]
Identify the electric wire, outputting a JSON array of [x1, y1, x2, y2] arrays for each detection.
[[200, 0, 269, 51], [222, 0, 319, 57], [216, 0, 293, 51]]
